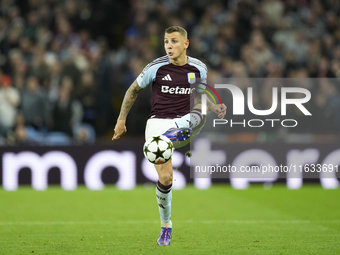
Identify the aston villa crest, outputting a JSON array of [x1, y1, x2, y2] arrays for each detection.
[[187, 72, 196, 84]]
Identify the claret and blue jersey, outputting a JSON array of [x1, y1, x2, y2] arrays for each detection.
[[137, 55, 207, 119]]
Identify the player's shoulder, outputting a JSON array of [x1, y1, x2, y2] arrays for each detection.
[[187, 56, 208, 72], [143, 55, 171, 71], [152, 55, 171, 64], [138, 56, 171, 85]]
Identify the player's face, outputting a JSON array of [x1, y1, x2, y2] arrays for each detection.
[[164, 32, 189, 61]]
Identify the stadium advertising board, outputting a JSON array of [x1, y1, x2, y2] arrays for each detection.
[[0, 140, 339, 191]]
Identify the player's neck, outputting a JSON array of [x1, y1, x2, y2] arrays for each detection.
[[170, 55, 188, 66]]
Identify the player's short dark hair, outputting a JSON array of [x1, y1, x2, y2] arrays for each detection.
[[165, 26, 187, 39]]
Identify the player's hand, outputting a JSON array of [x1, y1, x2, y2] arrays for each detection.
[[112, 120, 127, 140], [212, 103, 227, 119], [217, 103, 227, 119]]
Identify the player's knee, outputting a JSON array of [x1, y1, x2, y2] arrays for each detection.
[[193, 104, 202, 110], [155, 160, 173, 185], [157, 165, 173, 185], [158, 171, 173, 186]]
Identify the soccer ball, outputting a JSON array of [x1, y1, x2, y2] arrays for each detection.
[[143, 135, 174, 164]]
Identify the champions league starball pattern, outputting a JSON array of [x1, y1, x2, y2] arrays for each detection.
[[143, 135, 174, 164]]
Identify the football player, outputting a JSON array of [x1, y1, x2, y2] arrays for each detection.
[[113, 26, 226, 245]]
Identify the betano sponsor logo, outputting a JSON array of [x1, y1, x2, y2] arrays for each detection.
[[161, 85, 195, 94]]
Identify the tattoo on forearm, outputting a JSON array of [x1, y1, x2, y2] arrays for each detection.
[[196, 92, 215, 111], [194, 92, 202, 105], [207, 100, 214, 111], [118, 80, 143, 120]]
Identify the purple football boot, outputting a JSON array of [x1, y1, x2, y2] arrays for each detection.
[[162, 128, 192, 142], [157, 227, 172, 245]]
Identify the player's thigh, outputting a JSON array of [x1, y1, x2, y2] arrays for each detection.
[[145, 118, 178, 141]]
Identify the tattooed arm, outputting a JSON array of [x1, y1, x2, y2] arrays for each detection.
[[112, 80, 143, 140]]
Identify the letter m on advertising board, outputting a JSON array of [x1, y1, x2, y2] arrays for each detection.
[[2, 151, 77, 191]]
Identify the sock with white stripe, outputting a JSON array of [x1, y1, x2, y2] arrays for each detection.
[[156, 181, 172, 228], [175, 108, 203, 129]]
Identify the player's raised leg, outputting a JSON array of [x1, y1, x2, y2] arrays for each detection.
[[162, 105, 206, 148], [175, 106, 205, 130]]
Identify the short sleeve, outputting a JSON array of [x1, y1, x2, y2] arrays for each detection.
[[136, 63, 158, 88], [200, 69, 208, 83], [196, 68, 208, 92], [187, 56, 208, 93]]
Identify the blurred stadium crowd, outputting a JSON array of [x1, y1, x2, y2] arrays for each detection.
[[0, 0, 340, 145]]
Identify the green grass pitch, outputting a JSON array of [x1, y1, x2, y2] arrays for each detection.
[[1, 184, 340, 255]]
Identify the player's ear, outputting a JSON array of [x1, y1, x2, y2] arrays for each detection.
[[184, 39, 189, 49]]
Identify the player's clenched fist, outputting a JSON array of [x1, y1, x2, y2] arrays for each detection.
[[112, 120, 127, 140], [217, 104, 227, 119], [209, 103, 227, 119]]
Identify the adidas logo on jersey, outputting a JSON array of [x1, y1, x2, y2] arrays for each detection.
[[162, 74, 172, 81]]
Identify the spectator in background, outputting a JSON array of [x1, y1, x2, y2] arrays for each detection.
[[331, 57, 340, 78], [13, 123, 28, 145], [95, 36, 114, 134], [30, 46, 50, 84], [0, 73, 20, 137], [20, 76, 48, 130], [4, 113, 32, 146], [18, 36, 33, 63], [36, 25, 52, 49], [239, 44, 259, 77], [262, 0, 284, 27], [47, 61, 63, 103], [7, 49, 27, 91], [50, 82, 83, 137], [76, 29, 99, 60], [78, 71, 97, 129], [60, 51, 81, 93], [313, 80, 340, 134], [54, 18, 79, 50], [250, 31, 273, 74]]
